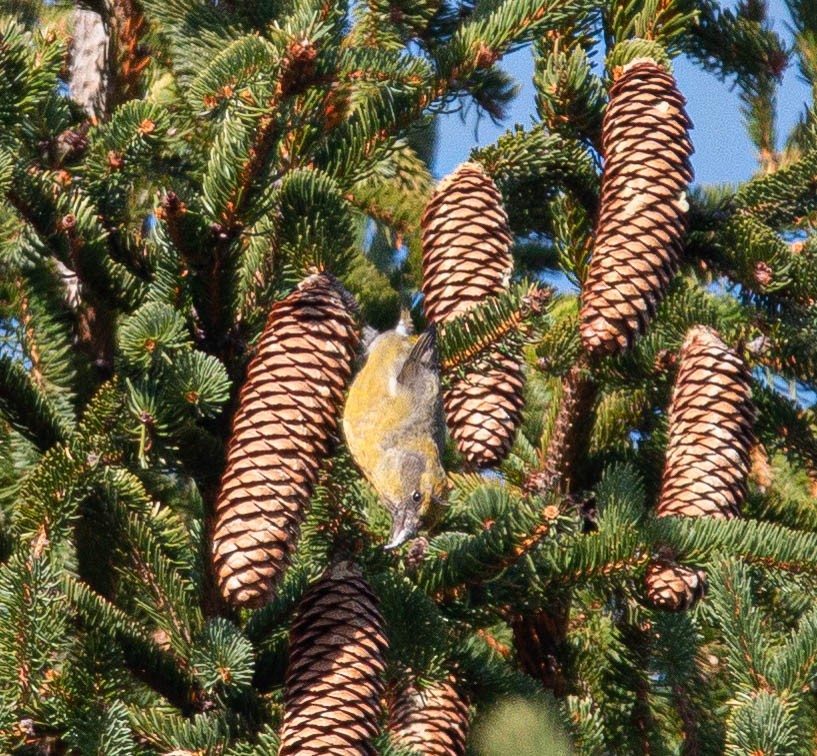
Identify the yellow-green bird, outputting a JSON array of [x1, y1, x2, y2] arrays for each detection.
[[342, 325, 447, 548]]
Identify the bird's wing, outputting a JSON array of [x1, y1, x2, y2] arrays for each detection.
[[396, 326, 445, 457], [397, 324, 438, 387]]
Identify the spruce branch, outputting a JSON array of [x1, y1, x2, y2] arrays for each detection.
[[416, 485, 566, 594], [684, 0, 788, 87], [127, 706, 234, 754], [0, 355, 69, 452], [534, 35, 605, 148], [436, 283, 550, 372], [475, 125, 599, 234], [651, 515, 817, 576], [513, 357, 595, 696], [62, 574, 208, 714]]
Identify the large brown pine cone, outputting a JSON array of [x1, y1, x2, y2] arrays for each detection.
[[580, 58, 693, 357], [421, 161, 523, 467], [279, 562, 388, 755], [389, 675, 470, 756], [421, 161, 513, 324], [212, 273, 358, 608], [657, 325, 754, 519], [646, 326, 754, 612]]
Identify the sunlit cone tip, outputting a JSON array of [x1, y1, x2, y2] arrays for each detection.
[[429, 160, 491, 196], [279, 562, 387, 755], [620, 56, 660, 75], [212, 276, 358, 608]]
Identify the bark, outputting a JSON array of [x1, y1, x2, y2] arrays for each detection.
[[68, 9, 110, 118]]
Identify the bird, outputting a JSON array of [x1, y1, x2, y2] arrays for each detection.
[[342, 323, 447, 549]]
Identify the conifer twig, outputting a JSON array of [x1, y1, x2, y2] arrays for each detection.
[[527, 354, 596, 495]]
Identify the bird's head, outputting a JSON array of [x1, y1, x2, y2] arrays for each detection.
[[376, 441, 447, 549]]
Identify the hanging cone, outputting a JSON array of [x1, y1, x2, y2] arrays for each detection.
[[389, 675, 470, 756], [212, 273, 358, 609], [279, 562, 388, 755], [442, 353, 525, 468], [421, 161, 513, 324], [644, 558, 707, 613], [656, 325, 754, 519], [646, 326, 753, 611], [421, 161, 523, 467], [580, 58, 693, 357]]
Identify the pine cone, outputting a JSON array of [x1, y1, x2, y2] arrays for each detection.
[[212, 273, 358, 608], [580, 58, 693, 357], [646, 327, 753, 612], [421, 161, 523, 467], [421, 161, 512, 324], [443, 353, 525, 467], [389, 675, 470, 756], [644, 559, 706, 613], [657, 325, 754, 519], [279, 562, 387, 755]]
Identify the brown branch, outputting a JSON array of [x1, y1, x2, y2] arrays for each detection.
[[509, 502, 562, 563], [561, 552, 650, 586], [536, 355, 597, 495], [106, 0, 151, 109], [476, 628, 511, 658], [514, 356, 597, 693], [674, 684, 700, 756]]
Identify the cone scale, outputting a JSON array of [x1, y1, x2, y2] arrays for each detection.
[[279, 562, 388, 755], [212, 273, 358, 608], [421, 161, 524, 467], [580, 58, 694, 357]]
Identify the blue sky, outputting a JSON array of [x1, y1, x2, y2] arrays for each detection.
[[434, 1, 812, 186]]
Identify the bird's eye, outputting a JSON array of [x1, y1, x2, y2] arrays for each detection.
[[412, 490, 422, 503]]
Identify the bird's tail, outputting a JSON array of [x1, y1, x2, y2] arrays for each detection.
[[398, 324, 438, 385]]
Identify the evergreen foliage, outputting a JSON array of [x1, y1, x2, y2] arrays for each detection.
[[3, 0, 817, 751]]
